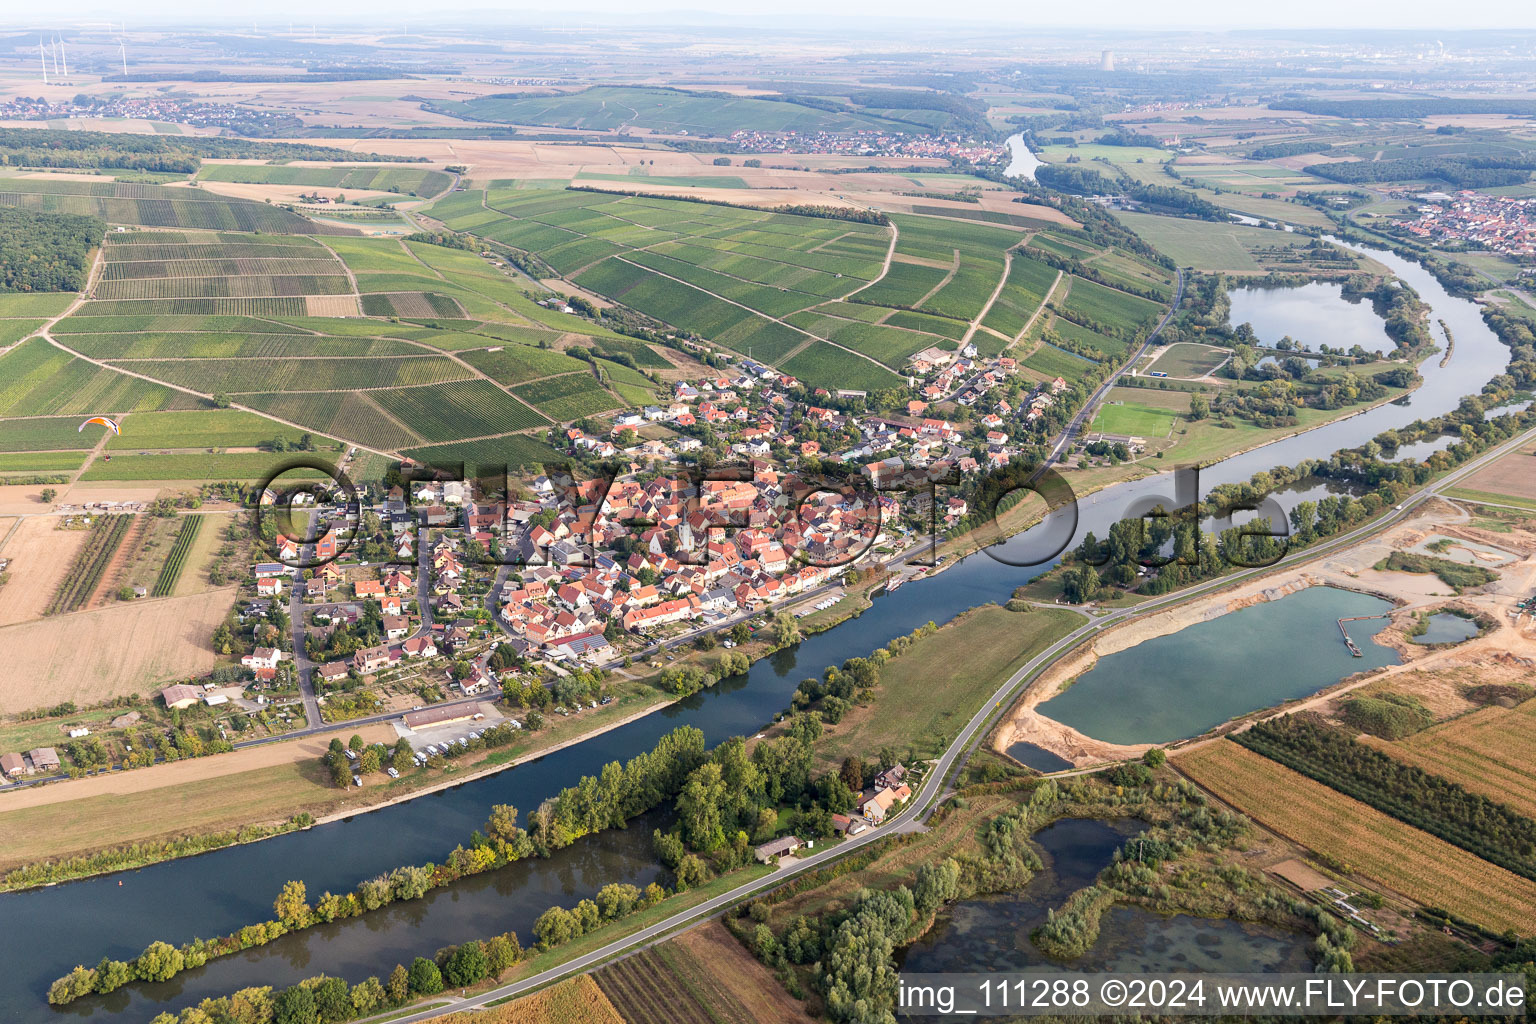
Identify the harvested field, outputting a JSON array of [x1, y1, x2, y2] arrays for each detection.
[[1176, 741, 1536, 933], [670, 921, 817, 1024], [424, 977, 622, 1024], [1454, 445, 1536, 503], [0, 518, 88, 626], [0, 586, 237, 714], [1362, 697, 1536, 819], [595, 945, 745, 1024], [305, 295, 363, 317]]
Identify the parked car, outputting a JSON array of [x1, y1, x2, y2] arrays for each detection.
[[386, 767, 399, 778], [352, 775, 362, 787]]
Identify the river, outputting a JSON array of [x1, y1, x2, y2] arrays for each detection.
[[1004, 133, 1043, 181], [8, 241, 1512, 1020]]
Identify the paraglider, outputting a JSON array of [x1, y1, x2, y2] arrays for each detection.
[[78, 416, 120, 436]]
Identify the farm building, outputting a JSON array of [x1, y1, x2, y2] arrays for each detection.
[[27, 747, 61, 772], [160, 683, 203, 710], [754, 835, 804, 863], [0, 752, 26, 777]]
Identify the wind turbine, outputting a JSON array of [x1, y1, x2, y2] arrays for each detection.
[[38, 39, 48, 84], [58, 36, 67, 77], [119, 40, 127, 77]]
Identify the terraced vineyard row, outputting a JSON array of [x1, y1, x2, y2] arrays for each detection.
[[46, 515, 134, 615], [151, 516, 204, 597]]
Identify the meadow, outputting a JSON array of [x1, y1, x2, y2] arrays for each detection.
[[1146, 342, 1230, 378]]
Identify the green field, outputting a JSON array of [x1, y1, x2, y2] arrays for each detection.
[[0, 451, 87, 472], [1089, 399, 1176, 436], [196, 165, 450, 196], [511, 372, 618, 420], [80, 453, 330, 481], [0, 293, 75, 317], [429, 85, 911, 135], [0, 179, 352, 235], [106, 410, 328, 450], [373, 379, 549, 440], [1146, 342, 1230, 378], [1023, 341, 1098, 381], [1113, 212, 1323, 273]]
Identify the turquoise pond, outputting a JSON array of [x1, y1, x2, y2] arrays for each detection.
[[1039, 587, 1400, 744]]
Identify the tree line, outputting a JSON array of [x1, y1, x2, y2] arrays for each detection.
[[0, 127, 421, 173]]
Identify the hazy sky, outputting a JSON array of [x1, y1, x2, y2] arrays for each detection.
[[16, 0, 1536, 31]]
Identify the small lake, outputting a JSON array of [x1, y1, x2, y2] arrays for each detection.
[[1039, 587, 1400, 745], [1413, 612, 1481, 645], [1228, 281, 1396, 354], [1409, 534, 1517, 567], [898, 818, 1311, 974], [1005, 741, 1074, 773]]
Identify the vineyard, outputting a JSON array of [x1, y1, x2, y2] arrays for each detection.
[[1176, 741, 1536, 934], [46, 516, 134, 614], [152, 517, 203, 597], [95, 275, 353, 300], [596, 946, 752, 1024]]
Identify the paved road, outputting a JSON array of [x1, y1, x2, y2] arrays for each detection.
[[356, 417, 1536, 1024], [291, 510, 322, 729]]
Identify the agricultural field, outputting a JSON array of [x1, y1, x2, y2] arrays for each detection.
[[402, 434, 563, 471], [1022, 341, 1098, 382], [428, 85, 911, 135], [81, 453, 332, 481], [461, 343, 591, 385], [511, 372, 618, 420], [374, 380, 550, 441], [1145, 342, 1230, 378], [0, 416, 101, 452], [0, 339, 183, 417], [593, 924, 815, 1024], [1059, 276, 1164, 337], [105, 410, 330, 450], [1176, 741, 1536, 934], [424, 977, 621, 1024], [1113, 212, 1335, 274], [0, 179, 355, 234], [0, 293, 75, 317], [196, 164, 452, 196], [94, 233, 352, 302], [46, 515, 133, 614], [0, 586, 238, 715], [0, 518, 88, 626], [153, 517, 204, 597], [0, 319, 45, 345], [1362, 696, 1536, 819], [1447, 444, 1536, 505]]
